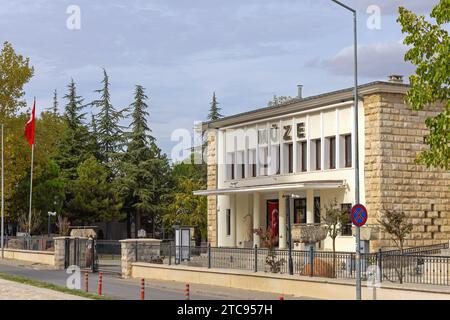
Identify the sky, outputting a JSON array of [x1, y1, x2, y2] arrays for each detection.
[[0, 0, 440, 158]]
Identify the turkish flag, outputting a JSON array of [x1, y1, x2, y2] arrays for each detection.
[[24, 98, 36, 147]]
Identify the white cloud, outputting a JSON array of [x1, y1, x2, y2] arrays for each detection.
[[306, 41, 414, 79]]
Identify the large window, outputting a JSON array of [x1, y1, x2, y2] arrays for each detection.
[[313, 139, 321, 170], [314, 197, 321, 224], [341, 203, 352, 236], [284, 143, 293, 174], [344, 134, 352, 168], [227, 152, 235, 180], [294, 198, 307, 224], [226, 209, 231, 236], [328, 136, 336, 169], [301, 141, 307, 172], [259, 146, 268, 176], [248, 149, 257, 177]]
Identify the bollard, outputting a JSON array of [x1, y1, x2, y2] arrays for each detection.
[[185, 283, 190, 300], [279, 296, 284, 300], [85, 272, 89, 292], [98, 272, 103, 296], [140, 278, 145, 300]]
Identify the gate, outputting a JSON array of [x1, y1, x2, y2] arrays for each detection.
[[64, 237, 98, 272], [95, 240, 121, 274]]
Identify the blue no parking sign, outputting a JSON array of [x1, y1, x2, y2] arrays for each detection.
[[351, 204, 368, 227]]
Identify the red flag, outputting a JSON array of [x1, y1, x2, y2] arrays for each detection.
[[24, 98, 36, 147]]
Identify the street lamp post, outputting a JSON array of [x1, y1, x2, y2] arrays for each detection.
[[330, 0, 361, 300], [47, 211, 56, 236]]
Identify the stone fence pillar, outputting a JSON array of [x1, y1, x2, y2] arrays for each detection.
[[120, 239, 162, 278], [53, 236, 69, 270]]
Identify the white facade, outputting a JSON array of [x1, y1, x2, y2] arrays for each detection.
[[198, 98, 366, 252]]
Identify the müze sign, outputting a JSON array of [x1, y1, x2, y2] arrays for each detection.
[[283, 125, 292, 141]]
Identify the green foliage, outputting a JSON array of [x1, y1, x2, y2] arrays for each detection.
[[117, 85, 172, 234], [92, 69, 124, 169], [398, 1, 450, 169], [163, 163, 207, 239], [0, 41, 34, 118], [66, 156, 123, 224], [54, 80, 91, 181]]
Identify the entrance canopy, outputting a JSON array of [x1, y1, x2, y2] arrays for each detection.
[[193, 180, 346, 196]]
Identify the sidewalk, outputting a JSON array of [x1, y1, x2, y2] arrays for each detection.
[[0, 278, 87, 300]]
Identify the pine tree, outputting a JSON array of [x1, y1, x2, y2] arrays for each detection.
[[91, 69, 124, 169], [55, 79, 90, 181], [46, 89, 59, 115], [117, 85, 172, 237], [207, 92, 223, 121]]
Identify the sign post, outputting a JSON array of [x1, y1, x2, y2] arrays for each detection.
[[351, 204, 368, 300]]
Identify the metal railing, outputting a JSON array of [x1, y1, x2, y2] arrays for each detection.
[[132, 242, 450, 286]]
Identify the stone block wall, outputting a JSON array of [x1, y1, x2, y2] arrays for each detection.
[[206, 130, 217, 246], [120, 239, 161, 278], [364, 92, 450, 251]]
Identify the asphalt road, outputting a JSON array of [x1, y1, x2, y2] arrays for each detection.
[[0, 259, 311, 300]]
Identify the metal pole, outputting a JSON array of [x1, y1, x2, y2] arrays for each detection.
[[1, 124, 4, 259], [331, 0, 360, 300], [285, 195, 293, 275], [28, 143, 34, 236], [353, 10, 362, 302], [48, 214, 51, 236]]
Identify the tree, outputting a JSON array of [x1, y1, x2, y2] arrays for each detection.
[[163, 163, 207, 242], [0, 41, 34, 118], [378, 209, 413, 284], [117, 85, 172, 237], [398, 1, 450, 170], [55, 79, 91, 181], [91, 69, 124, 169], [66, 156, 123, 224], [47, 89, 59, 115], [207, 92, 223, 121], [322, 199, 350, 277]]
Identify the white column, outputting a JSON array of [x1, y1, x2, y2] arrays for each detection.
[[335, 108, 340, 169], [278, 191, 287, 249], [253, 193, 261, 247], [292, 117, 298, 172], [306, 189, 314, 224], [306, 115, 311, 172], [320, 112, 325, 171]]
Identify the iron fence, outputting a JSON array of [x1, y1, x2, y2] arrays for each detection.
[[4, 236, 54, 251], [133, 242, 450, 286]]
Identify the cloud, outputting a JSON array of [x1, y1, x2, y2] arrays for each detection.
[[351, 0, 439, 16], [306, 41, 414, 79]]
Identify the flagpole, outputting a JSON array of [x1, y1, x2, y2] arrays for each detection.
[[28, 143, 34, 236]]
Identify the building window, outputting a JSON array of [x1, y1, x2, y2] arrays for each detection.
[[301, 141, 307, 172], [248, 149, 256, 177], [259, 146, 268, 176], [314, 197, 321, 224], [344, 134, 352, 168], [313, 139, 321, 170], [226, 209, 231, 236], [227, 152, 235, 180], [294, 198, 307, 224], [328, 137, 336, 169], [341, 203, 352, 236], [288, 143, 293, 173]]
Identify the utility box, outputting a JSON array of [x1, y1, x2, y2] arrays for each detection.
[[173, 225, 194, 263]]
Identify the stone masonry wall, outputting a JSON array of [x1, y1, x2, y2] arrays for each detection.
[[206, 130, 217, 246], [364, 93, 450, 251]]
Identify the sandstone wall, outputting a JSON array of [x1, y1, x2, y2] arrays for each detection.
[[206, 130, 217, 246], [364, 93, 450, 250]]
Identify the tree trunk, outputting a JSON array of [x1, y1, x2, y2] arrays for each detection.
[[332, 237, 336, 278], [399, 240, 404, 284]]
